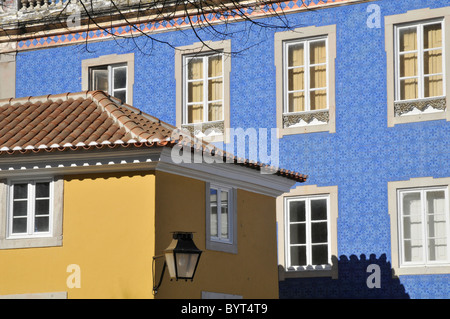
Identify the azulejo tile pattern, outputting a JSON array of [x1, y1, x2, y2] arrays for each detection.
[[14, 0, 450, 298]]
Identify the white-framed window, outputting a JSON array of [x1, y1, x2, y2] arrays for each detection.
[[209, 184, 233, 244], [205, 182, 237, 253], [398, 187, 450, 267], [285, 195, 330, 269], [89, 63, 128, 103], [183, 53, 224, 125], [7, 179, 54, 239], [395, 19, 445, 102], [283, 37, 328, 114]]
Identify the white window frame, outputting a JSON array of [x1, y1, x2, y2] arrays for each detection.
[[394, 19, 446, 102], [81, 53, 134, 105], [285, 194, 331, 270], [283, 37, 329, 114], [182, 53, 225, 125], [205, 182, 237, 254], [209, 183, 233, 244], [397, 186, 450, 268], [7, 178, 54, 239], [89, 63, 128, 102]]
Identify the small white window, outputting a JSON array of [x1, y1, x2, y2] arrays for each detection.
[[395, 20, 445, 102], [7, 179, 53, 239], [285, 195, 330, 269], [283, 37, 328, 114], [205, 183, 237, 253], [183, 53, 224, 124], [89, 63, 128, 103], [209, 185, 233, 244], [398, 187, 450, 267]]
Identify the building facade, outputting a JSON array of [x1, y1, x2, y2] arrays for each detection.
[[1, 0, 450, 298]]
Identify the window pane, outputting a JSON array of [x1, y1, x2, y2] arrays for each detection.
[[187, 104, 203, 123], [311, 199, 327, 220], [289, 200, 305, 222], [400, 78, 418, 100], [113, 66, 127, 90], [208, 55, 222, 77], [210, 188, 218, 237], [188, 81, 203, 103], [12, 217, 27, 234], [35, 199, 49, 216], [399, 27, 417, 52], [188, 58, 203, 80], [288, 92, 305, 113], [310, 65, 326, 89], [36, 182, 50, 198], [309, 40, 326, 64], [310, 90, 327, 110], [399, 53, 418, 77], [35, 216, 49, 232], [424, 50, 442, 75], [312, 244, 328, 265], [424, 23, 442, 49], [288, 67, 304, 91], [427, 190, 447, 262], [220, 191, 229, 239], [208, 103, 223, 122], [113, 90, 126, 103], [208, 78, 222, 101], [290, 223, 306, 244], [288, 43, 304, 67], [13, 201, 27, 217], [404, 239, 423, 262], [311, 222, 328, 243], [13, 183, 27, 199], [91, 68, 109, 92], [290, 246, 306, 266], [428, 238, 447, 262], [424, 75, 443, 98]]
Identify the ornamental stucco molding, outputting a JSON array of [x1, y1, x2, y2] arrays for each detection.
[[182, 120, 225, 136], [283, 110, 329, 128], [394, 97, 447, 116]]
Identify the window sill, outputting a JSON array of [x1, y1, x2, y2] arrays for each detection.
[[206, 239, 237, 254], [393, 264, 450, 276], [278, 264, 338, 280], [0, 235, 63, 249]]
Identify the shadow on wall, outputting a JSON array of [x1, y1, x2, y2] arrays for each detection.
[[279, 254, 410, 299]]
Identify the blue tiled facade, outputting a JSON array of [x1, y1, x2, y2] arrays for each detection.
[[14, 0, 450, 298]]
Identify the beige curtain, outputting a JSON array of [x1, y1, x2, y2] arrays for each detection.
[[288, 44, 305, 112], [208, 55, 223, 121], [399, 27, 418, 100], [310, 41, 327, 110], [424, 24, 443, 97], [187, 58, 204, 123]]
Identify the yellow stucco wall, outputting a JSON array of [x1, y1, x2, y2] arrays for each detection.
[[154, 171, 279, 299], [0, 171, 156, 299]]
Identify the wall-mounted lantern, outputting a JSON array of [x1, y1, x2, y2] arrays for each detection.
[[153, 232, 202, 294]]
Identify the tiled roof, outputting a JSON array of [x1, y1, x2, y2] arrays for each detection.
[[0, 91, 307, 182]]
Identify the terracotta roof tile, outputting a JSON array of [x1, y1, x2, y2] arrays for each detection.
[[0, 91, 307, 182]]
